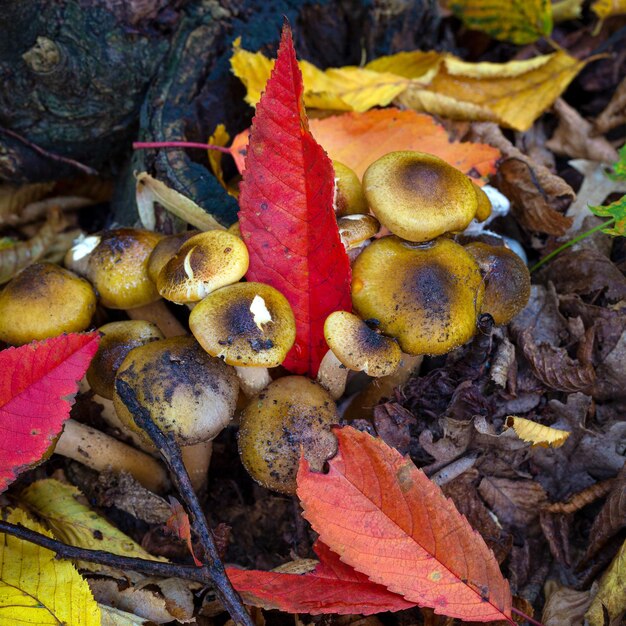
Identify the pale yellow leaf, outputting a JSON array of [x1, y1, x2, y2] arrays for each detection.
[[19, 479, 167, 576], [585, 537, 626, 626], [0, 508, 101, 626], [591, 0, 626, 19], [100, 604, 151, 626], [505, 416, 570, 447], [552, 0, 584, 21], [208, 124, 238, 198]]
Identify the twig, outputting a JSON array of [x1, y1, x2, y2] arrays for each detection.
[[133, 141, 231, 154], [115, 378, 253, 626]]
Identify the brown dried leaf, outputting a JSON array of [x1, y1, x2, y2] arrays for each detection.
[[545, 478, 614, 514], [470, 122, 574, 235], [372, 402, 416, 455], [595, 326, 626, 401], [539, 512, 572, 566], [542, 580, 593, 626], [594, 75, 626, 135], [546, 99, 619, 164]]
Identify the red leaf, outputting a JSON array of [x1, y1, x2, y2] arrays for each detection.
[[238, 24, 352, 377], [297, 427, 513, 623], [227, 540, 416, 615], [165, 496, 202, 566], [0, 333, 100, 493]]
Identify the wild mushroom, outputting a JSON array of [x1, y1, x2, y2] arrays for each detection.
[[147, 230, 199, 284], [238, 376, 338, 494], [333, 161, 368, 217], [472, 182, 492, 223], [464, 241, 531, 325], [0, 262, 96, 345], [337, 214, 380, 262], [157, 230, 249, 305], [362, 151, 479, 242], [189, 282, 296, 396], [113, 336, 239, 490], [351, 236, 484, 355]]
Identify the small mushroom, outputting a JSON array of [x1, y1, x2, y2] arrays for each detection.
[[238, 376, 338, 494], [362, 151, 478, 243], [189, 282, 296, 396], [157, 230, 249, 304], [464, 242, 531, 325], [147, 231, 199, 284], [472, 182, 492, 223], [337, 214, 380, 262], [0, 262, 96, 345], [351, 236, 484, 355], [333, 161, 368, 217]]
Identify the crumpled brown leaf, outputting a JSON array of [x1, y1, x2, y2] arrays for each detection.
[[546, 99, 619, 164], [542, 580, 593, 626], [594, 75, 626, 135], [470, 122, 574, 235], [372, 402, 416, 455]]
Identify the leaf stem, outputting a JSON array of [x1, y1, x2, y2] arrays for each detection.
[[133, 141, 231, 154], [529, 217, 615, 273], [511, 606, 545, 626]]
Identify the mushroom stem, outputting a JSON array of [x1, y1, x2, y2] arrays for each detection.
[[126, 300, 186, 338], [316, 350, 349, 400], [181, 442, 213, 493], [54, 419, 169, 493], [234, 366, 272, 397]]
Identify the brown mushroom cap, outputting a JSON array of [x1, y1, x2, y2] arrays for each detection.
[[157, 230, 249, 304], [351, 236, 484, 355], [86, 228, 164, 309], [147, 231, 199, 284], [333, 161, 368, 217], [86, 320, 164, 399], [324, 311, 401, 377], [238, 376, 338, 494], [337, 215, 380, 250], [189, 282, 296, 367], [465, 242, 530, 325], [363, 151, 478, 242], [113, 336, 239, 445], [472, 182, 492, 223], [0, 262, 96, 345]]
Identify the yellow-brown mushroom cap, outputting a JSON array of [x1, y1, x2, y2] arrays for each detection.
[[238, 376, 338, 494], [0, 262, 96, 345], [87, 228, 163, 309], [351, 236, 484, 355], [472, 182, 492, 223], [362, 151, 478, 242], [333, 161, 368, 217], [86, 320, 164, 399], [465, 242, 530, 325], [113, 336, 239, 445], [189, 282, 296, 367], [147, 231, 199, 284], [324, 311, 401, 377], [337, 215, 380, 250], [157, 230, 249, 304]]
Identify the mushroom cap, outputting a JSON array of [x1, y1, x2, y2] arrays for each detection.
[[351, 236, 484, 355], [465, 242, 530, 325], [0, 262, 96, 345], [147, 231, 199, 284], [87, 320, 164, 399], [113, 336, 239, 445], [333, 161, 368, 217], [472, 182, 492, 223], [324, 311, 401, 377], [189, 282, 296, 367], [238, 376, 338, 494], [157, 230, 249, 304], [86, 228, 163, 309], [362, 151, 478, 242], [337, 214, 380, 250]]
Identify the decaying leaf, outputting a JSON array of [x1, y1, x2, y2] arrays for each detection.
[[505, 416, 570, 447], [545, 479, 614, 514], [0, 181, 55, 224], [449, 0, 553, 44], [207, 124, 238, 198], [552, 0, 584, 21], [542, 580, 593, 626], [595, 77, 626, 135], [298, 427, 512, 622], [165, 496, 201, 566], [0, 508, 101, 625], [591, 0, 626, 20], [100, 605, 151, 626]]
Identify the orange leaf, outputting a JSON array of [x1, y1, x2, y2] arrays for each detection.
[[165, 496, 202, 566], [297, 427, 513, 623]]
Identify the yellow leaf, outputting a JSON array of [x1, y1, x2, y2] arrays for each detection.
[[0, 508, 101, 625], [230, 37, 275, 106], [100, 604, 151, 626], [19, 479, 167, 576], [505, 416, 570, 447], [449, 0, 553, 45], [395, 50, 586, 131], [591, 0, 626, 19], [552, 0, 584, 21], [585, 537, 626, 626], [208, 124, 238, 198]]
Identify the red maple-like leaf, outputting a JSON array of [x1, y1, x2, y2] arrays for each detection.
[[0, 333, 100, 493], [238, 24, 352, 377], [227, 540, 416, 615], [297, 427, 513, 623]]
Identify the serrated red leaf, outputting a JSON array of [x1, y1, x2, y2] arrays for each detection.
[[227, 540, 416, 615], [165, 496, 202, 566], [0, 332, 100, 493], [238, 24, 352, 377], [297, 427, 513, 623]]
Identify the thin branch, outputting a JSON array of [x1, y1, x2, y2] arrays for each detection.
[[133, 141, 231, 154], [115, 378, 253, 626]]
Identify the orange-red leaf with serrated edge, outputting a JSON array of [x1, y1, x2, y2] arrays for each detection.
[[227, 540, 416, 615], [297, 427, 513, 623], [237, 24, 352, 377], [165, 496, 202, 566], [0, 333, 100, 493]]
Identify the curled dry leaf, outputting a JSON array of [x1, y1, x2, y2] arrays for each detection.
[[545, 478, 614, 514], [100, 605, 152, 626], [505, 416, 570, 448], [470, 123, 574, 235], [542, 580, 593, 626], [594, 76, 626, 135], [0, 181, 55, 224]]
